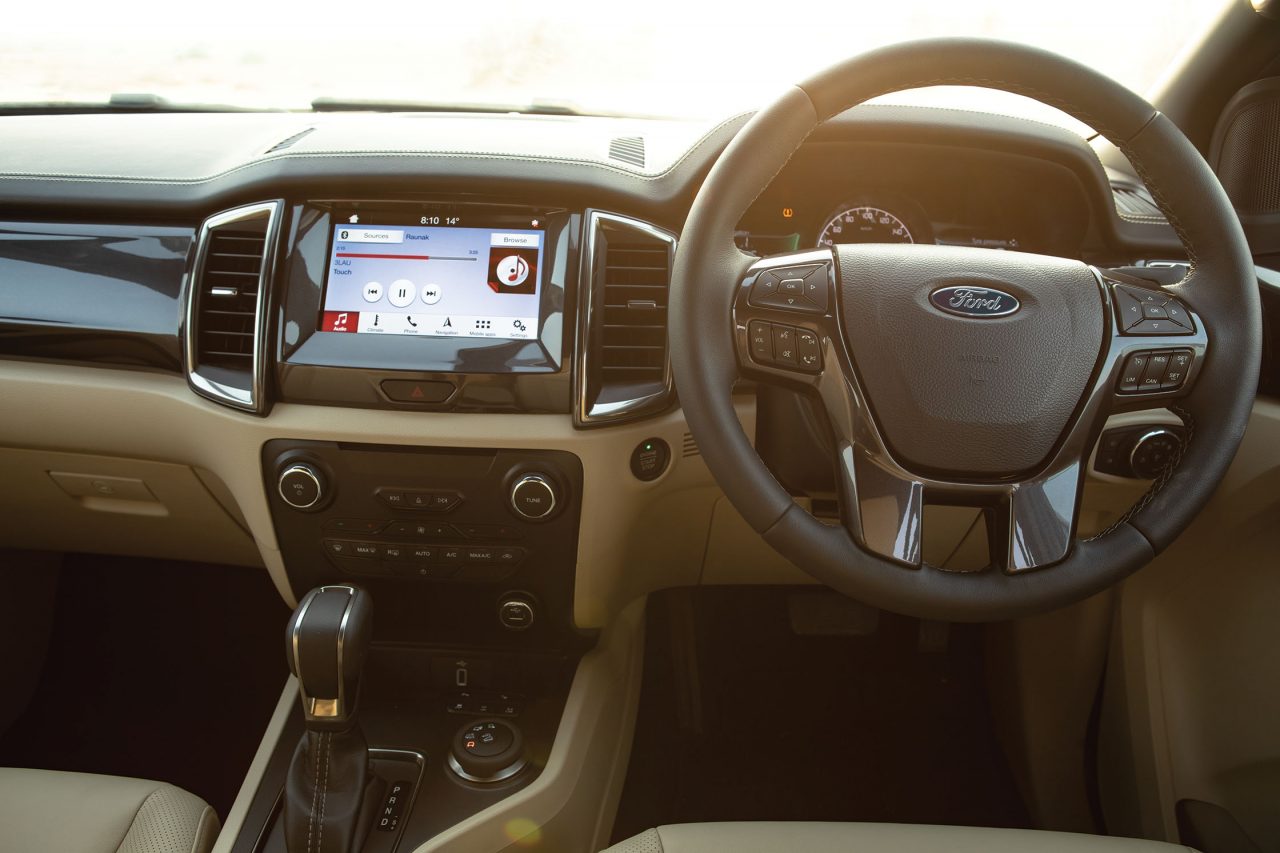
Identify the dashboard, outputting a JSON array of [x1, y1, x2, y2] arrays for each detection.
[[0, 102, 1242, 643]]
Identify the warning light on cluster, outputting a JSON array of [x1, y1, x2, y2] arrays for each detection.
[[782, 207, 794, 219]]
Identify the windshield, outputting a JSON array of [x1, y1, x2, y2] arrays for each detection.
[[7, 0, 1226, 121]]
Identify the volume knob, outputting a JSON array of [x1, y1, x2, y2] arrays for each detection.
[[278, 463, 324, 510], [509, 473, 557, 520]]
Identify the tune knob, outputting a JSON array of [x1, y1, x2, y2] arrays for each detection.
[[278, 463, 325, 510], [509, 473, 558, 520]]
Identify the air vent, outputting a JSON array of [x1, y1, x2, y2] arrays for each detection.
[[682, 432, 700, 458], [1113, 184, 1167, 223], [184, 201, 282, 414], [576, 211, 677, 425], [608, 135, 646, 168]]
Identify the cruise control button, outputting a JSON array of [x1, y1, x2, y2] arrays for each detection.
[[1117, 352, 1149, 393], [772, 325, 797, 366], [1140, 352, 1171, 391], [796, 329, 821, 372], [1163, 300, 1194, 330], [1161, 349, 1194, 390], [748, 320, 773, 364]]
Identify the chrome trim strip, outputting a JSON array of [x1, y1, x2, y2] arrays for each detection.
[[574, 210, 678, 426], [446, 752, 527, 784], [183, 199, 283, 415]]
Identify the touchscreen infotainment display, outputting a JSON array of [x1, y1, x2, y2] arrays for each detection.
[[319, 217, 546, 341]]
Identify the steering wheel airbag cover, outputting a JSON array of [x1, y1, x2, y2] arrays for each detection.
[[838, 244, 1103, 478]]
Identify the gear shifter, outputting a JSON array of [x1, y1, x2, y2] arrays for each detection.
[[283, 585, 380, 853]]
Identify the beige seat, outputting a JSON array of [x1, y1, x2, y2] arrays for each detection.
[[604, 823, 1197, 852], [0, 768, 219, 853]]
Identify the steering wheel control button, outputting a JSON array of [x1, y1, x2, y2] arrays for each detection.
[[1116, 348, 1194, 395], [748, 320, 774, 363], [771, 325, 798, 366], [1163, 301, 1193, 330], [1112, 283, 1194, 336], [796, 329, 821, 372], [630, 438, 671, 482], [1140, 351, 1172, 391], [1117, 352, 1149, 393], [750, 272, 780, 300], [1114, 286, 1144, 329], [510, 473, 558, 520], [1130, 429, 1183, 479], [749, 264, 829, 313], [278, 464, 324, 510], [1163, 350, 1193, 389]]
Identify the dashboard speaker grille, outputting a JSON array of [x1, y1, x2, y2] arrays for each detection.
[[608, 136, 646, 168], [1112, 185, 1166, 223], [185, 200, 282, 414], [576, 211, 677, 425]]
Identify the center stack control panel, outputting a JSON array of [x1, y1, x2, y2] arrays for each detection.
[[263, 439, 584, 645]]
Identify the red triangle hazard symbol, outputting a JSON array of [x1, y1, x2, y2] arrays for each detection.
[[410, 385, 424, 399]]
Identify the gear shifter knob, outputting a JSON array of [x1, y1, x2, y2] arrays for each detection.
[[286, 584, 372, 729]]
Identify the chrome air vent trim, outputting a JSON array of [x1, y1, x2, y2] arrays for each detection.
[[575, 210, 677, 426], [183, 200, 282, 414]]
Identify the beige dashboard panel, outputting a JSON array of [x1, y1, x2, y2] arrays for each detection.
[[0, 360, 732, 622], [0, 446, 261, 567], [1101, 398, 1280, 847]]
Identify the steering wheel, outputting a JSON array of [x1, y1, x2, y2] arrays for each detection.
[[670, 39, 1261, 621]]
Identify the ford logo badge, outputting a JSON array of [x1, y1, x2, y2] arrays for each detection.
[[929, 286, 1021, 318]]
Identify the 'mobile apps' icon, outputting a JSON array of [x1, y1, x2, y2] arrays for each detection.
[[487, 247, 538, 295]]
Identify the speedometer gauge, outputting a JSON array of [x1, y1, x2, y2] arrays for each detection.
[[817, 206, 915, 247]]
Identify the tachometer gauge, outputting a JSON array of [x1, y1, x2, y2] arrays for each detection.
[[817, 205, 918, 247]]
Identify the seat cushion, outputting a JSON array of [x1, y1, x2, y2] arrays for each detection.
[[0, 768, 219, 853], [604, 823, 1197, 853]]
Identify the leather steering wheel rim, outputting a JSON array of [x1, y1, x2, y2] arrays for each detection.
[[670, 38, 1261, 621]]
